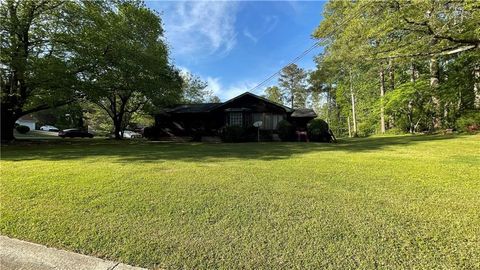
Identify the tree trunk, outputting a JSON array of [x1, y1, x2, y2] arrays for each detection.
[[443, 102, 450, 127], [430, 57, 441, 130], [291, 90, 294, 109], [1, 106, 17, 142], [349, 70, 358, 137], [474, 64, 480, 109], [326, 90, 331, 124], [113, 117, 123, 140], [347, 116, 352, 138], [388, 58, 395, 91], [379, 64, 386, 134], [408, 62, 416, 133], [387, 58, 395, 129]]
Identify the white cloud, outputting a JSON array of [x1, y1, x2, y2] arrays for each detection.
[[286, 0, 302, 14], [263, 16, 279, 34], [222, 81, 257, 100], [177, 65, 255, 100], [243, 29, 258, 43], [242, 16, 279, 44], [204, 77, 260, 101], [177, 66, 190, 76], [161, 1, 239, 58], [206, 77, 222, 95]]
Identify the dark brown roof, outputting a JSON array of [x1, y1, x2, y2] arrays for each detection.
[[164, 92, 294, 114], [217, 92, 293, 112], [166, 103, 222, 113], [291, 108, 317, 118]]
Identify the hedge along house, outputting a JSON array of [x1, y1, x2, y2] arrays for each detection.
[[155, 92, 317, 137]]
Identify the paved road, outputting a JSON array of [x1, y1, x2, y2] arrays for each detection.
[[0, 236, 146, 270]]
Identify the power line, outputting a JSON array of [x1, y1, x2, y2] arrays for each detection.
[[248, 3, 368, 93], [250, 43, 321, 92]]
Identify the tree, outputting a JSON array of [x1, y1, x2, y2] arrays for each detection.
[[69, 1, 182, 139], [278, 64, 308, 109], [0, 0, 81, 141], [83, 102, 112, 135], [264, 86, 283, 104], [311, 0, 480, 136], [209, 96, 221, 103], [181, 72, 214, 104], [34, 103, 85, 130]]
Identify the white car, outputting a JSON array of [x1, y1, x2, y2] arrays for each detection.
[[40, 125, 59, 132], [122, 130, 142, 139]]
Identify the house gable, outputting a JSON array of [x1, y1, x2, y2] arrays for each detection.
[[211, 92, 292, 114]]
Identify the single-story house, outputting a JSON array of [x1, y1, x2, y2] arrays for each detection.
[[15, 115, 37, 130], [155, 92, 316, 137]]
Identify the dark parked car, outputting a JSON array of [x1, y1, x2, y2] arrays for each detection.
[[58, 129, 94, 138]]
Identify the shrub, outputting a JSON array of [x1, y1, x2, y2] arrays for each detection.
[[16, 125, 30, 134], [307, 119, 332, 142], [456, 111, 480, 133], [385, 127, 405, 135], [277, 120, 295, 141], [221, 125, 245, 142]]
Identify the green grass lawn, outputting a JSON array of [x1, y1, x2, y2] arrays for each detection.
[[1, 135, 479, 269]]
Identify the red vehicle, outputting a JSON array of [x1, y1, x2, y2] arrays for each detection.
[[58, 129, 94, 138]]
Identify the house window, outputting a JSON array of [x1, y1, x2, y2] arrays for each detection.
[[229, 112, 243, 126], [252, 113, 263, 123], [271, 114, 283, 130], [252, 113, 284, 130]]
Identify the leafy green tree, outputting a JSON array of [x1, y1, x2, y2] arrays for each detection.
[[264, 86, 283, 104], [83, 102, 112, 135], [311, 0, 480, 136], [68, 1, 182, 139], [279, 64, 308, 109], [181, 72, 215, 104], [208, 96, 221, 103], [34, 104, 85, 130], [0, 0, 81, 141], [384, 79, 432, 132]]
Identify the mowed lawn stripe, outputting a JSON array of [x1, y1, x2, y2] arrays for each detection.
[[1, 135, 479, 269]]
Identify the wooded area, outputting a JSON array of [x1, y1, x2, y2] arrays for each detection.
[[310, 0, 479, 136], [265, 0, 479, 137], [2, 0, 479, 141], [0, 0, 216, 141]]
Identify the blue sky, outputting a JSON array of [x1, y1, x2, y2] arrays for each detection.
[[146, 1, 326, 101]]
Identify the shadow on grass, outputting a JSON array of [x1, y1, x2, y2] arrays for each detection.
[[1, 135, 463, 163]]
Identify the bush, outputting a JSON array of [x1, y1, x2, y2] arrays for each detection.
[[307, 119, 332, 142], [221, 126, 245, 142], [385, 127, 406, 135], [277, 120, 295, 141], [16, 125, 30, 134], [456, 111, 480, 133]]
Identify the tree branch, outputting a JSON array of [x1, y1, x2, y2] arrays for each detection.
[[20, 99, 76, 116], [403, 17, 479, 45], [95, 101, 115, 119], [374, 44, 478, 61]]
